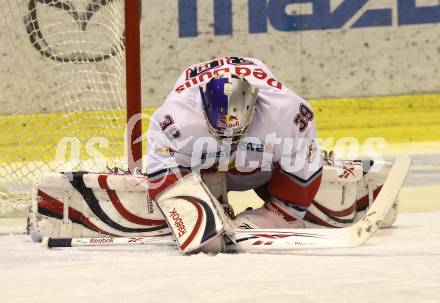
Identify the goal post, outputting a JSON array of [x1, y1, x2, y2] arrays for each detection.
[[0, 0, 143, 217], [125, 0, 142, 174]]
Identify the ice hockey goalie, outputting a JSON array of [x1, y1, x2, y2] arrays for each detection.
[[28, 57, 399, 253]]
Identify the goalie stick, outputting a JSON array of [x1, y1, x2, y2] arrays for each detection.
[[42, 155, 411, 252], [42, 235, 176, 248]]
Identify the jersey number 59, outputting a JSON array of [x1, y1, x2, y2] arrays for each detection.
[[294, 104, 314, 132]]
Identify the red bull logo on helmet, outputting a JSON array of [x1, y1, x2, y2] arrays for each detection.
[[217, 115, 239, 128]]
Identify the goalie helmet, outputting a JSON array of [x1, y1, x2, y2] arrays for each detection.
[[199, 73, 259, 143]]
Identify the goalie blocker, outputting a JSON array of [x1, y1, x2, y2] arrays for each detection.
[[29, 158, 401, 250], [149, 173, 234, 254]]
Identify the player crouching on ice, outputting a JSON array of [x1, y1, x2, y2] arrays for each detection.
[[30, 57, 402, 253], [146, 57, 323, 254]]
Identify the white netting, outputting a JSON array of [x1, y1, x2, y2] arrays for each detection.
[[0, 0, 128, 217]]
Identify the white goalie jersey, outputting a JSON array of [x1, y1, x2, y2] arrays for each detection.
[[146, 57, 323, 218]]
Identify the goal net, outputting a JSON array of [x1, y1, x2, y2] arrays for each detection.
[[0, 0, 140, 217]]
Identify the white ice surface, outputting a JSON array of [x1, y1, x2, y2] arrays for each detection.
[[0, 212, 439, 303]]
